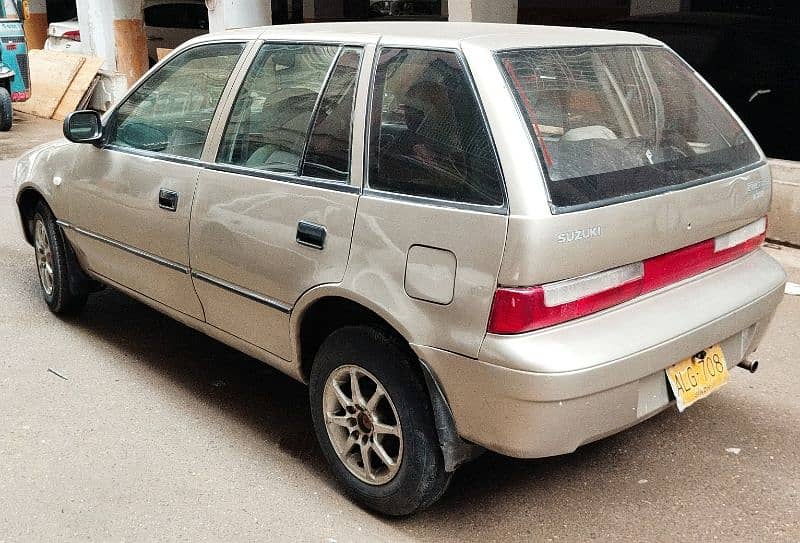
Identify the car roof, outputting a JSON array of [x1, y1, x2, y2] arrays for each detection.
[[193, 21, 662, 50]]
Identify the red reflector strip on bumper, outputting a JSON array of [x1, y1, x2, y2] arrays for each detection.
[[489, 218, 767, 334]]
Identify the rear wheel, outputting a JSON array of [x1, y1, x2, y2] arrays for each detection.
[[0, 87, 12, 131], [309, 325, 451, 516], [32, 202, 89, 314]]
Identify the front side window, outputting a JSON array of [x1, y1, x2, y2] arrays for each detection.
[[108, 42, 245, 159], [216, 43, 341, 175], [368, 48, 504, 206], [498, 46, 761, 210]]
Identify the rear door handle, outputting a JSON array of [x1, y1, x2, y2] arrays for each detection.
[[159, 189, 178, 212], [296, 221, 326, 250]]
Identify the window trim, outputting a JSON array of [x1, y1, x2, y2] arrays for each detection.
[[297, 46, 345, 177], [100, 39, 251, 163], [493, 44, 765, 214], [205, 162, 361, 194], [363, 45, 508, 215], [299, 45, 365, 183], [210, 40, 366, 189], [94, 38, 365, 196]]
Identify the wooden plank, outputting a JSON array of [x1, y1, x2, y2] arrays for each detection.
[[53, 56, 104, 121], [14, 50, 85, 119], [77, 76, 101, 111], [156, 48, 173, 61]]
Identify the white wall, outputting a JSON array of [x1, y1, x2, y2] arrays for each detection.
[[207, 0, 272, 33], [75, 0, 116, 71], [27, 0, 47, 14], [447, 0, 518, 23]]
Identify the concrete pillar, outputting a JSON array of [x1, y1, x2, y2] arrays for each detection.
[[301, 0, 343, 22], [111, 0, 148, 87], [447, 0, 517, 23], [23, 0, 48, 50], [75, 0, 148, 83], [630, 0, 682, 16], [207, 0, 272, 33], [302, 0, 315, 22], [75, 0, 116, 71]]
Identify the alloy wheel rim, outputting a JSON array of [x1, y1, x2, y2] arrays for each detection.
[[34, 219, 54, 296], [322, 364, 403, 485]]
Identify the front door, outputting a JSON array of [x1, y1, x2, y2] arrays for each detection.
[[189, 43, 367, 360], [64, 41, 248, 319]]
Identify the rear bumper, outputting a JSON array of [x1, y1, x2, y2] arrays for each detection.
[[414, 249, 786, 459]]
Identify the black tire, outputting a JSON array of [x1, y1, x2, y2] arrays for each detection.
[[309, 325, 451, 516], [0, 86, 12, 132], [32, 202, 89, 314]]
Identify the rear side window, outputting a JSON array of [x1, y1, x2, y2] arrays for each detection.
[[498, 46, 761, 211], [368, 48, 504, 207], [301, 47, 363, 182], [216, 43, 340, 175]]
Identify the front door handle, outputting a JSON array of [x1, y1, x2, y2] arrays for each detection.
[[159, 189, 179, 212], [296, 221, 326, 250]]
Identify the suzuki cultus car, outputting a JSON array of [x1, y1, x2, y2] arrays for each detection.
[[14, 22, 785, 515]]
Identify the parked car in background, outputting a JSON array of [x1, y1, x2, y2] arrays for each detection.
[[44, 17, 84, 54], [369, 0, 442, 19], [15, 22, 785, 515], [0, 0, 30, 131], [143, 0, 207, 64], [608, 12, 799, 161], [45, 0, 208, 66]]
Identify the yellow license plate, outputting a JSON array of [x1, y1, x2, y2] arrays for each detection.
[[666, 345, 728, 412]]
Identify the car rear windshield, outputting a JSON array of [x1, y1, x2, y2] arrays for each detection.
[[497, 46, 761, 211]]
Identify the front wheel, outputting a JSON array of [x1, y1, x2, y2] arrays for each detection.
[[0, 86, 12, 131], [32, 202, 89, 313], [309, 325, 451, 516]]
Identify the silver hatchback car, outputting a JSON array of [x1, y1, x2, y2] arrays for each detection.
[[14, 22, 786, 515]]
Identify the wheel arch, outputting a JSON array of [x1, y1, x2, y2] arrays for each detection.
[[291, 287, 483, 471], [16, 187, 51, 245], [291, 287, 415, 384]]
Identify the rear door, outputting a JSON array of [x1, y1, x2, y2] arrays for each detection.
[[189, 42, 367, 360]]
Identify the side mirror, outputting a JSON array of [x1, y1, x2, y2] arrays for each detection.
[[63, 110, 103, 144]]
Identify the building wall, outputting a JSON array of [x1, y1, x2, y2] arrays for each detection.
[[448, 0, 517, 23], [630, 0, 680, 15], [517, 0, 630, 25]]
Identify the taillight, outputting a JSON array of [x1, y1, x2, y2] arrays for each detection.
[[488, 218, 767, 334], [63, 30, 81, 41]]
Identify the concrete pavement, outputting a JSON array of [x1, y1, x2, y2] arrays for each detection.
[[0, 113, 63, 160], [1, 118, 798, 542]]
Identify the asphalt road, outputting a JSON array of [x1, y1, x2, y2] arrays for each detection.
[[1, 116, 799, 542]]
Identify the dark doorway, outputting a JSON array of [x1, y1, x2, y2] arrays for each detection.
[[518, 0, 630, 25]]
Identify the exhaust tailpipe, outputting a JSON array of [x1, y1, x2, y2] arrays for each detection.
[[737, 359, 759, 373]]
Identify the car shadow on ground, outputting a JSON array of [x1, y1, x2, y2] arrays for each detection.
[[64, 286, 322, 463], [54, 284, 797, 539]]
